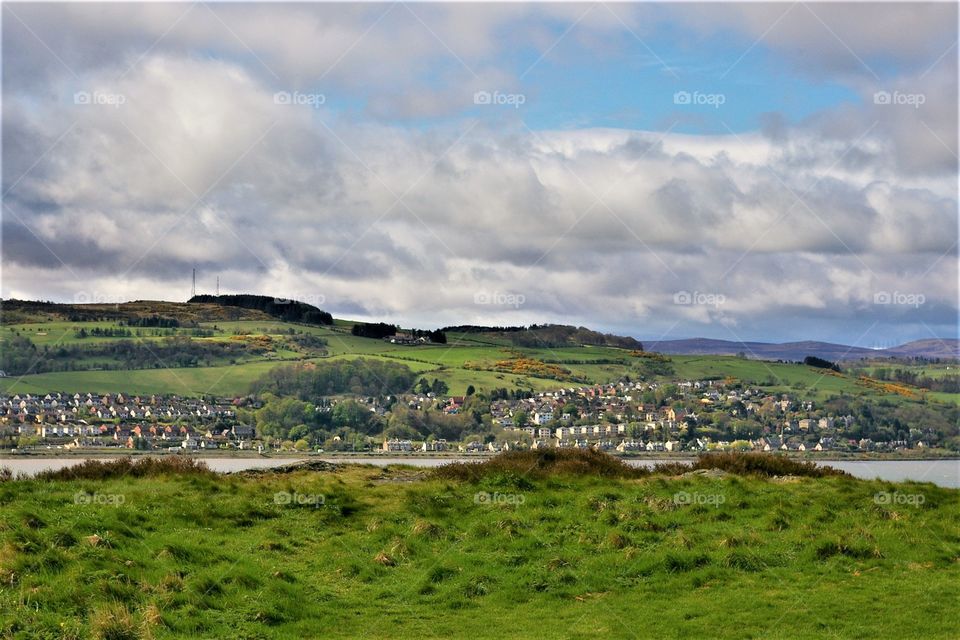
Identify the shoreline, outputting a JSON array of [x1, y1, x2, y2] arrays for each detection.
[[1, 450, 957, 462]]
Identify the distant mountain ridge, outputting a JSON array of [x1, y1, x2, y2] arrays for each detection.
[[644, 337, 959, 361]]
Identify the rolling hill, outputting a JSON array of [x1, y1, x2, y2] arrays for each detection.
[[2, 298, 957, 406], [645, 337, 959, 361]]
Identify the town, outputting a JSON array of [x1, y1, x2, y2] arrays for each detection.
[[1, 375, 939, 454]]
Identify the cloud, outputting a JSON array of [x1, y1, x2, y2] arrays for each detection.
[[2, 4, 956, 343]]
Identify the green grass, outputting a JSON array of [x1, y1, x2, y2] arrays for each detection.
[[2, 322, 193, 346], [5, 318, 956, 408], [859, 363, 958, 379], [928, 392, 960, 405], [0, 457, 957, 639], [0, 359, 322, 396], [670, 356, 887, 400]]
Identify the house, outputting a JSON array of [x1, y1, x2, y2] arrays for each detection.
[[421, 439, 448, 452], [533, 410, 553, 425], [382, 439, 413, 452], [232, 424, 255, 440], [761, 436, 783, 452]]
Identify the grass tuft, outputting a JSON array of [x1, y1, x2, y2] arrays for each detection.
[[434, 450, 849, 483], [89, 602, 146, 640], [35, 456, 213, 481], [433, 449, 644, 481]]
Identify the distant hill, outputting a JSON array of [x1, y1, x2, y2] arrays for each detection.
[[645, 337, 959, 361], [446, 324, 643, 350], [1, 299, 272, 325], [880, 339, 960, 360], [189, 294, 333, 326]]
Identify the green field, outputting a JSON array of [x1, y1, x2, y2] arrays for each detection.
[[3, 315, 957, 410], [0, 360, 316, 397], [0, 457, 957, 639], [928, 392, 960, 405], [3, 323, 195, 347]]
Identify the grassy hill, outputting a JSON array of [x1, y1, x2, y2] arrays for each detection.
[[1, 299, 274, 325], [2, 301, 957, 408], [0, 453, 957, 639]]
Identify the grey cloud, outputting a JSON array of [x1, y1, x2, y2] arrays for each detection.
[[2, 4, 956, 343]]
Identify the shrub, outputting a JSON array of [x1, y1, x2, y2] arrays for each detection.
[[434, 450, 847, 482], [669, 452, 849, 479], [35, 456, 213, 481], [433, 449, 647, 481]]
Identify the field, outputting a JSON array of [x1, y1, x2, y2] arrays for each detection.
[[3, 311, 958, 408], [0, 455, 957, 639], [0, 360, 322, 397]]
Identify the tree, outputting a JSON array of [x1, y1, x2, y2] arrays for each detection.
[[254, 395, 312, 440], [512, 410, 528, 427], [431, 379, 449, 396], [465, 385, 476, 396], [288, 424, 312, 442], [803, 355, 841, 372], [332, 400, 379, 435]]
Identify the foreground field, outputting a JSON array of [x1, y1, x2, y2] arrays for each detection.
[[0, 455, 957, 639]]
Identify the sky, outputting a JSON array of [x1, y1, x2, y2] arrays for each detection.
[[2, 2, 958, 347]]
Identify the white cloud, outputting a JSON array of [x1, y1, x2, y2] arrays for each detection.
[[2, 4, 956, 343]]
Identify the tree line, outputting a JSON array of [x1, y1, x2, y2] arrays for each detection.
[[0, 335, 268, 375], [190, 294, 333, 325]]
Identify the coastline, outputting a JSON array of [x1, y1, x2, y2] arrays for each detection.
[[2, 449, 957, 462]]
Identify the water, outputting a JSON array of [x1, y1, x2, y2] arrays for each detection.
[[1, 456, 957, 488]]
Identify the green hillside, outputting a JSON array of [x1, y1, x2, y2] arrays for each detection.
[[2, 301, 957, 410], [1, 454, 957, 639]]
